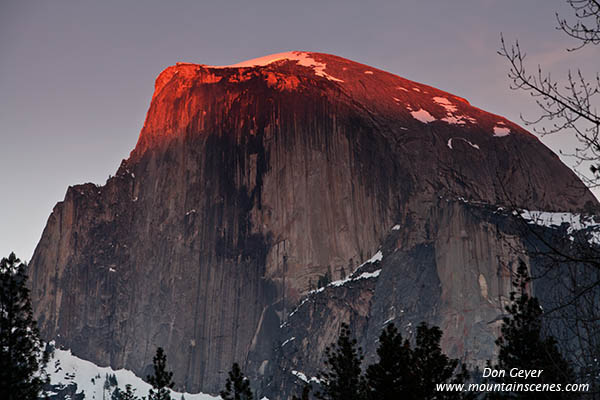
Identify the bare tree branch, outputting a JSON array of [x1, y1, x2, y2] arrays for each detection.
[[498, 0, 600, 187], [557, 0, 600, 50]]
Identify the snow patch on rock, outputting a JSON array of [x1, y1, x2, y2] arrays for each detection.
[[433, 96, 458, 113], [447, 137, 480, 150], [434, 97, 476, 125], [287, 250, 384, 319], [520, 210, 600, 245], [410, 109, 436, 123], [291, 370, 320, 384], [363, 250, 383, 264], [329, 269, 381, 287], [493, 125, 511, 137]]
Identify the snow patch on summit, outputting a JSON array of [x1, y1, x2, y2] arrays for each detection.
[[433, 96, 458, 113], [209, 51, 344, 82], [410, 108, 436, 123], [493, 125, 511, 137], [433, 97, 476, 125]]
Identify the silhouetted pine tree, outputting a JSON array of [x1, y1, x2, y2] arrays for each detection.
[[365, 322, 471, 400], [365, 323, 413, 399], [411, 322, 472, 400], [220, 362, 253, 400], [115, 384, 141, 400], [486, 260, 575, 400], [316, 323, 366, 400], [147, 347, 174, 400], [0, 252, 49, 400]]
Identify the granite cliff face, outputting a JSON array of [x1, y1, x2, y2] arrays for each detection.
[[29, 52, 597, 396]]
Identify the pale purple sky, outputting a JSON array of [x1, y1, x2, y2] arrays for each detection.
[[1, 0, 598, 260]]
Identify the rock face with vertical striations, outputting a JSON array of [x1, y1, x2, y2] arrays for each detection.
[[29, 52, 598, 397]]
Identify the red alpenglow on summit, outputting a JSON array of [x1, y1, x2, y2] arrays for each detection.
[[30, 52, 597, 398]]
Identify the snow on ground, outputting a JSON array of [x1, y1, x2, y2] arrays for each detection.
[[207, 51, 343, 82], [45, 346, 219, 400], [409, 108, 436, 123], [519, 210, 600, 245]]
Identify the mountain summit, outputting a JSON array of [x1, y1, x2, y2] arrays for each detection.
[[133, 51, 591, 208], [30, 52, 597, 397]]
